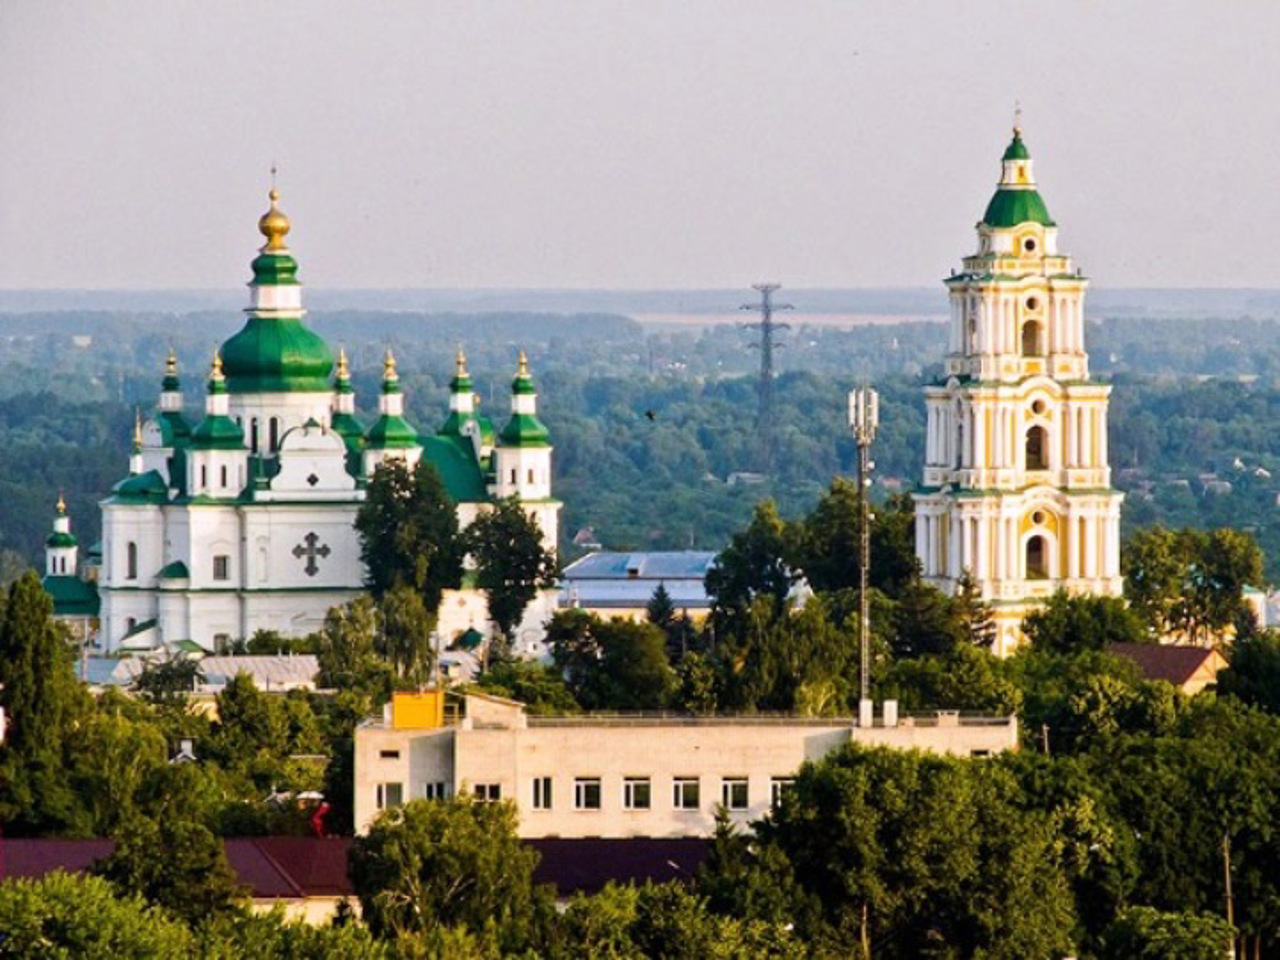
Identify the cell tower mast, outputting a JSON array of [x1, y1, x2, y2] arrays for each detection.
[[739, 283, 792, 474]]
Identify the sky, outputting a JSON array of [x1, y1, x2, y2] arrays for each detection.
[[2, 2, 1279, 291]]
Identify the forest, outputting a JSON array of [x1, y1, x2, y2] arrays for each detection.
[[8, 308, 1280, 579]]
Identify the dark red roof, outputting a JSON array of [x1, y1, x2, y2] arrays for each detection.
[[1109, 643, 1220, 686], [0, 839, 115, 879], [0, 838, 353, 900], [1, 836, 710, 901], [529, 838, 711, 896]]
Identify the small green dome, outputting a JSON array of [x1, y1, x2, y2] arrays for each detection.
[[499, 412, 550, 447], [982, 188, 1055, 229], [220, 317, 334, 393], [331, 411, 366, 448], [190, 414, 245, 451], [112, 469, 170, 503], [1002, 132, 1030, 161], [46, 531, 77, 549], [365, 414, 418, 450]]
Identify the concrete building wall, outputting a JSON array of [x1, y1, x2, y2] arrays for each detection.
[[354, 697, 1019, 837]]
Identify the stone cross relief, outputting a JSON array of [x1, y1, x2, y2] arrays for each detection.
[[292, 532, 331, 577]]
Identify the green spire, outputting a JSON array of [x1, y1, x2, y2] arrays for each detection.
[[499, 350, 550, 447], [162, 348, 180, 392], [982, 124, 1055, 229]]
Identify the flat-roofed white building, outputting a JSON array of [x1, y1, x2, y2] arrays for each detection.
[[354, 691, 1019, 837]]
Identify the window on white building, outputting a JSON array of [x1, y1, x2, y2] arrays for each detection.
[[269, 417, 280, 452], [250, 418, 260, 453], [375, 782, 404, 811], [474, 783, 501, 803], [770, 778, 795, 808], [721, 778, 749, 811], [532, 776, 552, 810], [126, 542, 138, 580], [574, 777, 601, 810], [623, 777, 651, 810], [201, 465, 208, 488], [422, 781, 449, 800], [379, 749, 400, 760], [213, 555, 230, 581], [219, 465, 228, 488], [672, 777, 700, 810]]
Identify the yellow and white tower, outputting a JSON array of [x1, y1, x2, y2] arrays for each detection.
[[913, 123, 1123, 654]]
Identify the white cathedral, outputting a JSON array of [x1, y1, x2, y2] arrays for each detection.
[[81, 189, 560, 654], [913, 124, 1123, 654]]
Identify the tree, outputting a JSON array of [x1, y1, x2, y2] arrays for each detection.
[[646, 582, 676, 632], [0, 570, 90, 834], [878, 644, 1023, 716], [549, 611, 676, 710], [1123, 526, 1264, 644], [314, 596, 395, 709], [1023, 591, 1148, 654], [377, 583, 435, 685], [349, 797, 549, 951], [1218, 628, 1280, 714], [952, 570, 997, 649], [791, 484, 919, 598], [890, 578, 966, 659], [473, 659, 580, 715], [705, 500, 794, 619], [0, 872, 194, 956], [96, 816, 247, 925], [1101, 907, 1234, 960], [757, 745, 1077, 959], [355, 458, 464, 612], [466, 497, 557, 656], [133, 656, 203, 706]]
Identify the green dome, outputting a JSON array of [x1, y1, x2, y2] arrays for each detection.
[[1002, 133, 1030, 161], [982, 188, 1055, 229], [365, 414, 419, 450], [220, 317, 334, 393], [499, 412, 550, 447], [112, 469, 169, 503], [190, 414, 245, 450], [46, 531, 77, 549]]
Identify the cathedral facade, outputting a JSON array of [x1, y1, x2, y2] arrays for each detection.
[[95, 190, 559, 654], [913, 126, 1123, 654]]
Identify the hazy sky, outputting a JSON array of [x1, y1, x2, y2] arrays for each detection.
[[2, 2, 1279, 291]]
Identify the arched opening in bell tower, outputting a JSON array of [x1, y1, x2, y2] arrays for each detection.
[[1025, 425, 1048, 470], [1026, 535, 1048, 580], [1021, 320, 1044, 357]]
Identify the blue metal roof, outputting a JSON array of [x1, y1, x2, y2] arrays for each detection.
[[561, 551, 716, 582]]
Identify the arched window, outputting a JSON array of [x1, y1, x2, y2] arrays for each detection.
[[1026, 425, 1048, 470], [126, 541, 138, 580], [250, 418, 260, 453], [1021, 321, 1043, 357], [1026, 536, 1048, 579], [201, 465, 208, 488], [269, 417, 280, 452], [220, 465, 228, 488]]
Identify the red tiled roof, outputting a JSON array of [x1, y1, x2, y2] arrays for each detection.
[[1109, 643, 1220, 686], [1, 836, 709, 901], [0, 839, 115, 879], [0, 838, 353, 900], [529, 838, 711, 896]]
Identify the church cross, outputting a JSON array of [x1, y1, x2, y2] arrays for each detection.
[[292, 532, 331, 577]]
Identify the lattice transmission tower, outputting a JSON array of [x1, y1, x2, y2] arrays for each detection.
[[739, 283, 792, 474]]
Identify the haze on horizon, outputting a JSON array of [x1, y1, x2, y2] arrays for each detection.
[[2, 1, 1278, 292]]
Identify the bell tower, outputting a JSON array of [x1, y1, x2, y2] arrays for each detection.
[[913, 122, 1123, 654]]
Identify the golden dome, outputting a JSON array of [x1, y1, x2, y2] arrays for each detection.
[[456, 345, 468, 376], [258, 187, 291, 253], [383, 348, 398, 380], [166, 347, 177, 377], [336, 346, 350, 379], [517, 349, 529, 377], [56, 493, 66, 515]]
